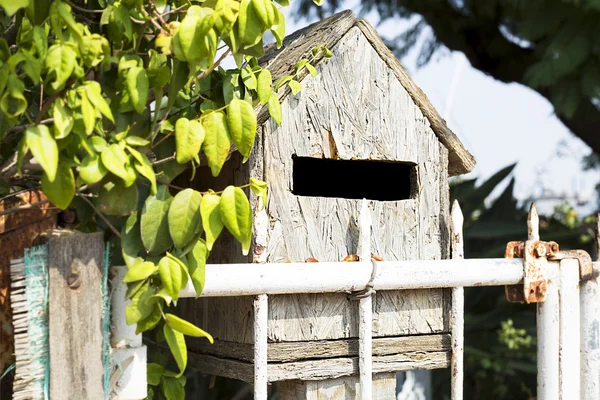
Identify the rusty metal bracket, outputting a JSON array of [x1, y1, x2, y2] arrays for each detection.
[[505, 240, 558, 303], [548, 249, 598, 281]]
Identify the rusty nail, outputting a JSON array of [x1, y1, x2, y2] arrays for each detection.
[[68, 273, 81, 289]]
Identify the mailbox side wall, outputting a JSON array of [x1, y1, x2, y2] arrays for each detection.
[[262, 27, 451, 341]]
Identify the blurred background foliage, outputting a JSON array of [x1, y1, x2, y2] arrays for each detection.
[[430, 164, 598, 400]]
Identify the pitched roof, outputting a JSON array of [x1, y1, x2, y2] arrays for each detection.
[[258, 10, 476, 176]]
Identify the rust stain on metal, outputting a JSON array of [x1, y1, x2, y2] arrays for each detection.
[[0, 189, 58, 397], [549, 249, 597, 281], [505, 240, 558, 304]]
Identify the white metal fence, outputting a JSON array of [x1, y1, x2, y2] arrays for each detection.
[[110, 200, 600, 400]]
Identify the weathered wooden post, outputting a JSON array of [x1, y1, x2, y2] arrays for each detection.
[[48, 233, 106, 400], [176, 10, 476, 399]]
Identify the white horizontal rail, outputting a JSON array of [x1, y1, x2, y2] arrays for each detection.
[[179, 258, 525, 298]]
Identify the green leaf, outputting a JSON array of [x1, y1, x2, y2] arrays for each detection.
[[53, 99, 74, 139], [98, 180, 138, 216], [80, 91, 95, 135], [85, 81, 114, 122], [0, 0, 30, 16], [288, 80, 302, 95], [25, 125, 58, 182], [127, 66, 149, 114], [305, 63, 317, 77], [161, 375, 185, 400], [135, 306, 161, 334], [45, 44, 76, 91], [187, 239, 208, 297], [268, 93, 282, 125], [147, 363, 164, 386], [251, 0, 275, 27], [121, 212, 144, 268], [274, 75, 293, 92], [178, 8, 215, 62], [163, 324, 187, 377], [101, 144, 130, 182], [312, 0, 324, 6], [167, 60, 190, 110], [227, 98, 257, 162], [271, 8, 285, 48], [0, 85, 27, 119], [158, 255, 183, 301], [123, 261, 157, 283], [250, 177, 268, 208], [141, 185, 174, 254], [79, 153, 108, 185], [202, 111, 231, 176], [220, 186, 252, 255], [241, 66, 257, 90], [257, 69, 272, 105], [41, 164, 74, 210], [168, 189, 203, 249], [125, 136, 150, 147], [237, 0, 264, 48], [175, 118, 205, 164], [165, 313, 214, 342], [126, 283, 156, 324], [200, 193, 224, 251], [129, 149, 157, 195]]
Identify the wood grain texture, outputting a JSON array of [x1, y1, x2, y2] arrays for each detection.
[[48, 233, 105, 400], [262, 26, 449, 342], [187, 351, 449, 383], [188, 333, 450, 363], [279, 373, 396, 400], [259, 11, 475, 176]]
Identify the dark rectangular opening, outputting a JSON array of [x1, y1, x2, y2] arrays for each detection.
[[292, 156, 416, 201]]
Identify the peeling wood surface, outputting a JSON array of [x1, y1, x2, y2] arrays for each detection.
[[187, 351, 449, 383], [188, 333, 450, 363], [259, 10, 475, 175], [48, 233, 105, 400], [279, 373, 396, 400], [262, 26, 450, 342], [0, 189, 58, 398]]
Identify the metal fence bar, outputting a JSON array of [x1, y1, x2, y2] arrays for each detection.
[[253, 294, 268, 400], [537, 261, 560, 400], [581, 262, 600, 399], [451, 201, 464, 400], [177, 258, 524, 298], [559, 259, 580, 398]]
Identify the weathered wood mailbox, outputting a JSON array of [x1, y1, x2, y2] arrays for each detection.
[[178, 10, 476, 398]]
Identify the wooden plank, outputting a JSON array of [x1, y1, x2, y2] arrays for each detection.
[[187, 351, 449, 383], [279, 373, 396, 400], [188, 333, 451, 363], [48, 233, 105, 400]]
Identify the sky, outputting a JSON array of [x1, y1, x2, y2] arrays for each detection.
[[284, 4, 598, 216]]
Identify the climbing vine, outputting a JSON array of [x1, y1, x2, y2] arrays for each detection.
[[0, 0, 325, 397]]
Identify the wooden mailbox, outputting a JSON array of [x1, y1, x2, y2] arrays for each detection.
[[177, 10, 475, 398]]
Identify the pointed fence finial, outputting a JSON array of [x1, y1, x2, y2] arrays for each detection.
[[528, 203, 539, 241], [357, 198, 371, 262], [451, 200, 464, 260]]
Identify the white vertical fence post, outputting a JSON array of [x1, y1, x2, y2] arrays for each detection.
[[358, 199, 373, 400], [559, 259, 580, 398], [529, 204, 559, 400], [537, 261, 560, 400], [253, 294, 268, 400], [450, 200, 464, 400], [581, 215, 600, 399]]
